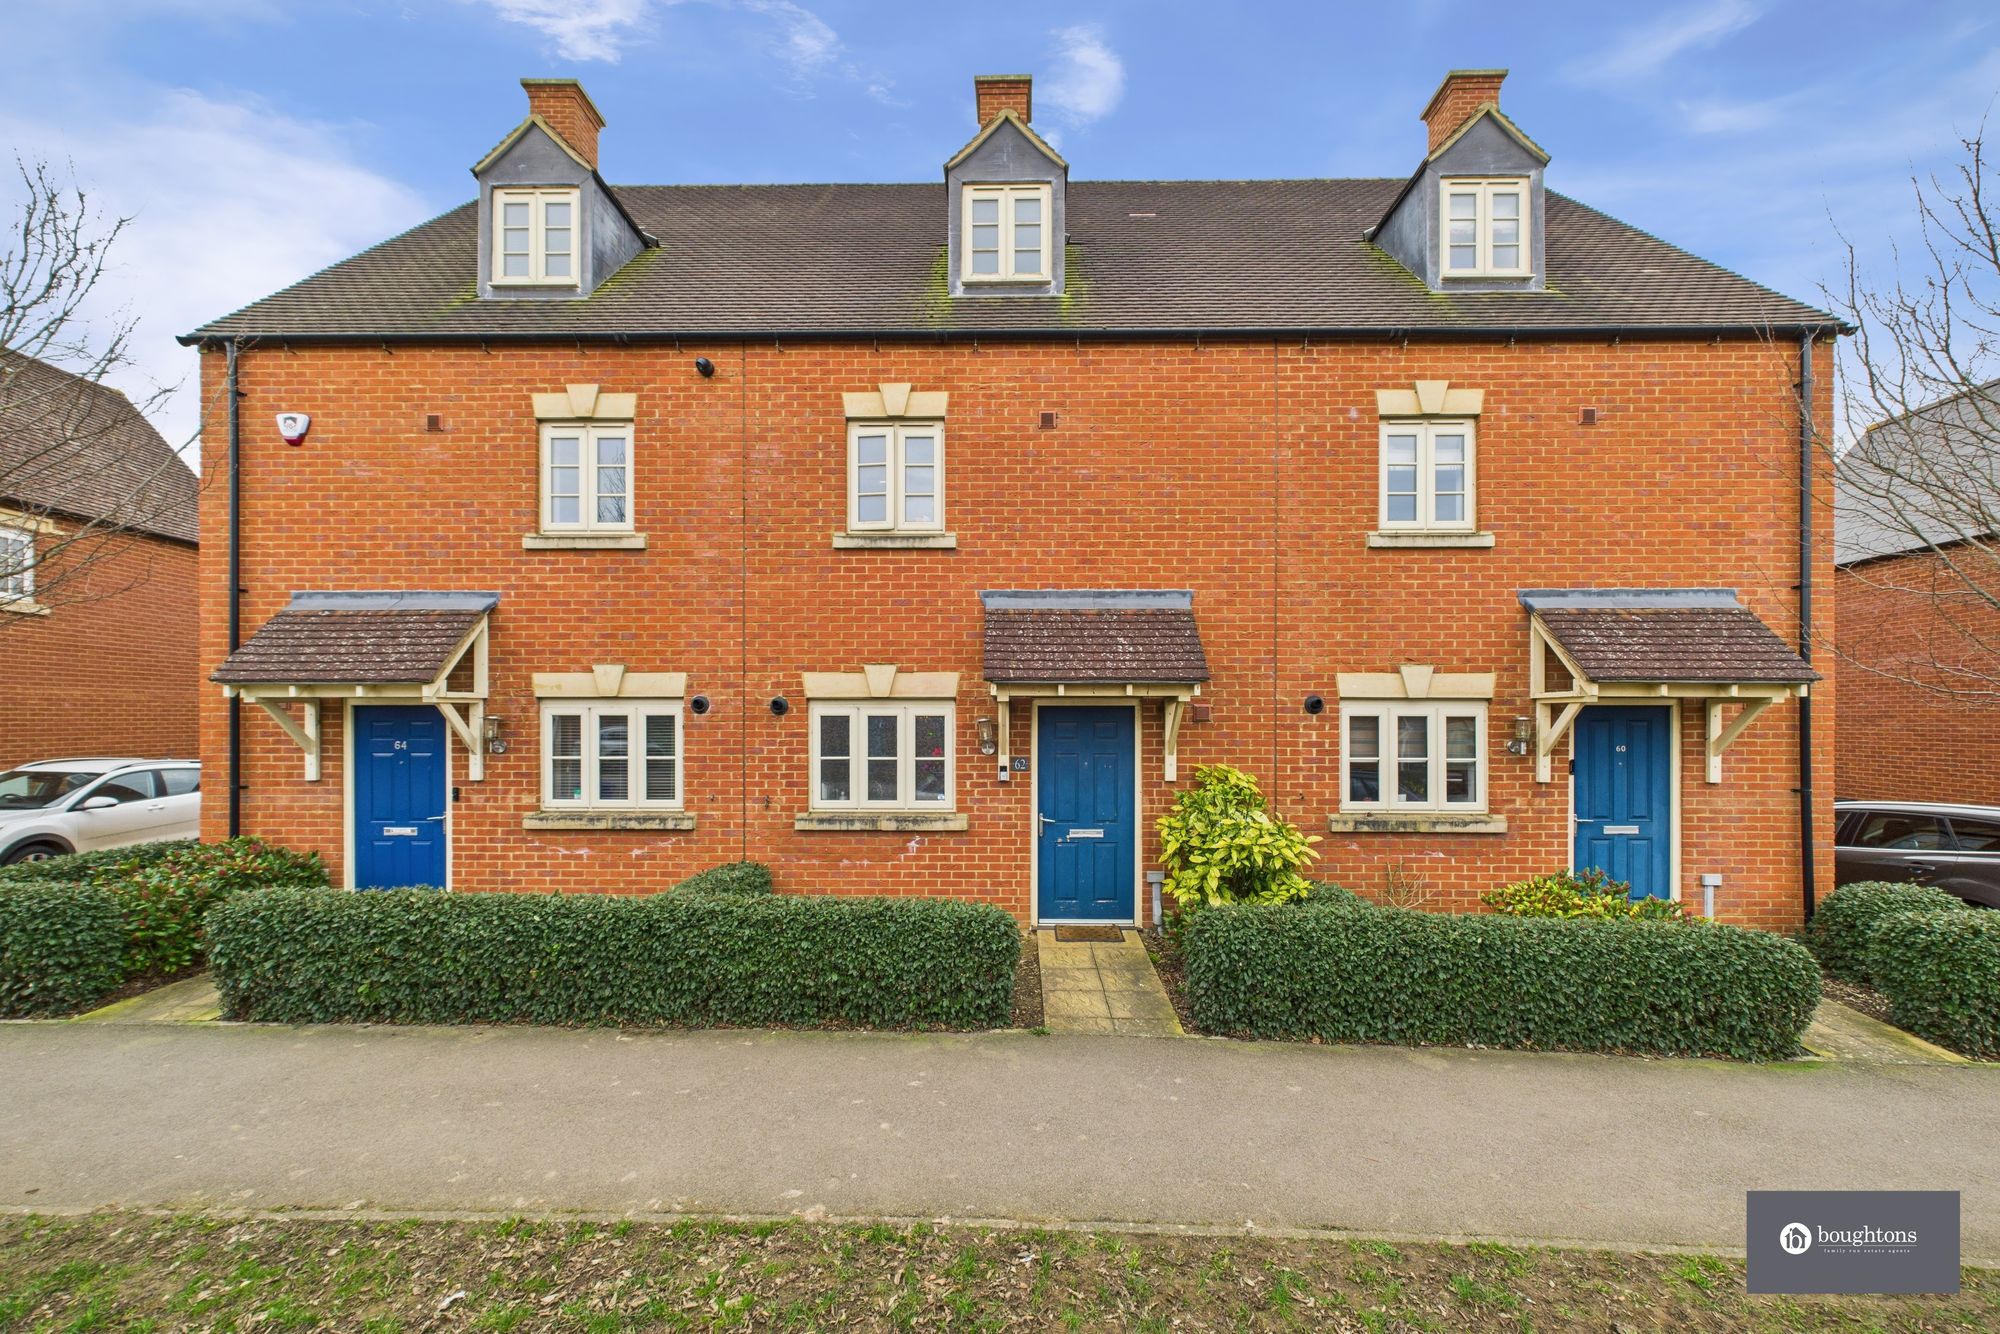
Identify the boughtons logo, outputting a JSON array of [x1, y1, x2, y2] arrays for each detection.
[[1780, 1223, 1814, 1256]]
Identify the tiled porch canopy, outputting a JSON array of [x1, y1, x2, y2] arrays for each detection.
[[1521, 588, 1818, 784], [981, 590, 1210, 781], [212, 591, 498, 781]]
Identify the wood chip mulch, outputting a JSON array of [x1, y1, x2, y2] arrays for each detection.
[[1821, 972, 1896, 1025]]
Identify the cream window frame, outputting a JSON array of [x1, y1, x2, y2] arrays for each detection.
[[1340, 701, 1487, 813], [540, 700, 683, 811], [1378, 419, 1476, 532], [808, 701, 956, 812], [961, 183, 1052, 283], [0, 525, 34, 602], [847, 422, 945, 534], [492, 186, 581, 286], [1440, 177, 1530, 278], [539, 422, 633, 535]]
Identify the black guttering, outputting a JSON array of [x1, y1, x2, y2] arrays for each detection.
[[225, 338, 243, 839], [1797, 331, 1818, 922]]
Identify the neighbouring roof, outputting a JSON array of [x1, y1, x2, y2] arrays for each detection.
[[1520, 589, 1819, 685], [1835, 380, 2000, 567], [184, 180, 1832, 343], [981, 590, 1210, 684], [211, 591, 498, 685], [0, 349, 198, 544]]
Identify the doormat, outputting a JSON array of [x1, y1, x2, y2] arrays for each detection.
[[1054, 925, 1127, 943]]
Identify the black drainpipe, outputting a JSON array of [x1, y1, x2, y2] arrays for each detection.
[[226, 338, 243, 839], [1797, 331, 1816, 921]]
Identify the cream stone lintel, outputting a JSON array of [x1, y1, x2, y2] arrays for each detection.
[[843, 383, 950, 420], [1374, 380, 1485, 417], [531, 383, 638, 421], [533, 666, 688, 699], [0, 505, 59, 535], [802, 665, 960, 700], [1335, 666, 1496, 701]]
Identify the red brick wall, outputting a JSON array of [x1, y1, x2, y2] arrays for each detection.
[[0, 520, 200, 770], [1835, 550, 2000, 804], [974, 77, 1032, 126], [197, 335, 1835, 929]]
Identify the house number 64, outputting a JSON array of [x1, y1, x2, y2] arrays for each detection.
[[392, 739, 409, 750]]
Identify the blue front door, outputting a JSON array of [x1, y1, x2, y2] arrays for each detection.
[[1572, 706, 1673, 900], [1037, 706, 1137, 922], [353, 705, 448, 889]]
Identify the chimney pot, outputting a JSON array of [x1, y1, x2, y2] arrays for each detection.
[[973, 74, 1033, 127], [521, 78, 607, 170], [1420, 68, 1506, 155]]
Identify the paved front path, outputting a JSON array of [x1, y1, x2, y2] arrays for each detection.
[[1035, 931, 1181, 1036], [5, 1024, 1998, 1257], [73, 974, 221, 1025], [1803, 1000, 1969, 1065]]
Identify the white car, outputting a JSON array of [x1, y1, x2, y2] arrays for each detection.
[[0, 758, 202, 865]]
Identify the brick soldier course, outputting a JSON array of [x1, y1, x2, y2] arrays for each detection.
[[187, 68, 1840, 929]]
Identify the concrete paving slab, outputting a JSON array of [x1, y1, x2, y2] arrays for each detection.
[[1803, 1000, 1969, 1065], [1035, 930, 1181, 1038], [73, 975, 221, 1026]]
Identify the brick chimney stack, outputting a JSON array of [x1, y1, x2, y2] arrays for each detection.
[[1420, 69, 1506, 154], [522, 78, 607, 170], [974, 74, 1033, 126]]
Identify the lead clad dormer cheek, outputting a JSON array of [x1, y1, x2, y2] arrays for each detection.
[[945, 73, 1067, 298]]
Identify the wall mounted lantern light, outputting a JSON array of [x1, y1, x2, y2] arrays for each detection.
[[1506, 715, 1533, 756], [975, 716, 998, 756], [484, 715, 508, 755]]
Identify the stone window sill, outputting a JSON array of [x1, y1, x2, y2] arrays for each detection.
[[522, 532, 649, 551], [1326, 812, 1509, 835], [522, 810, 696, 832], [831, 531, 959, 550], [793, 811, 969, 832], [0, 599, 50, 617], [1365, 531, 1495, 549]]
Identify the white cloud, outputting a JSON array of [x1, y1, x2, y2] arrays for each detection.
[[0, 90, 431, 455], [476, 0, 650, 63], [1679, 93, 1790, 134], [1570, 0, 1762, 87], [1043, 23, 1125, 127], [741, 0, 842, 78]]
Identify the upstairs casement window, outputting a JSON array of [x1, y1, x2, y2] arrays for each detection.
[[848, 422, 943, 533], [810, 702, 955, 812], [963, 183, 1051, 282], [0, 525, 34, 603], [1342, 702, 1486, 813], [493, 187, 580, 285], [540, 423, 631, 534], [1379, 420, 1475, 532], [1440, 178, 1529, 277], [541, 701, 682, 810]]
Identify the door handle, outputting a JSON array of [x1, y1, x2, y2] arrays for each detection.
[[1908, 861, 1936, 875], [1038, 814, 1054, 835]]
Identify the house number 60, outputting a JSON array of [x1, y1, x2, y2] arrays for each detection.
[[1614, 744, 1628, 753]]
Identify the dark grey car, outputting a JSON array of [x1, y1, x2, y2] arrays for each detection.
[[1834, 800, 2000, 908]]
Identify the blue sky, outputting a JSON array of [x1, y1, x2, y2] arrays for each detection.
[[6, 0, 1999, 451]]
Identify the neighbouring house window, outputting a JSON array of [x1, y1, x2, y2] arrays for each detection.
[[848, 422, 943, 533], [493, 187, 580, 285], [1341, 702, 1486, 812], [0, 525, 33, 602], [1440, 178, 1529, 277], [541, 701, 681, 809], [541, 423, 631, 533], [1379, 420, 1475, 531], [810, 702, 954, 811], [963, 183, 1051, 282]]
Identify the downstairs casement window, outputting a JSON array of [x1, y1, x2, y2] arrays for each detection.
[[1341, 702, 1486, 813], [809, 702, 954, 811], [541, 701, 681, 810], [540, 423, 631, 534]]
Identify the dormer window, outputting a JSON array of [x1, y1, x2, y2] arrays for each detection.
[[1440, 178, 1528, 277], [493, 187, 579, 285], [962, 183, 1050, 283]]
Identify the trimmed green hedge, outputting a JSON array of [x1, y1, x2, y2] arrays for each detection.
[[0, 839, 196, 885], [1807, 881, 1966, 981], [1183, 902, 1821, 1060], [1303, 880, 1367, 908], [110, 839, 327, 973], [671, 862, 774, 897], [207, 888, 1019, 1029], [0, 883, 127, 1017], [1866, 911, 2000, 1059]]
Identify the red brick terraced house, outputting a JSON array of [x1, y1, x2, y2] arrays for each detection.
[[188, 69, 1841, 929], [0, 350, 200, 771]]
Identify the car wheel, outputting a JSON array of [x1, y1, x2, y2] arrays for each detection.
[[1, 841, 68, 866]]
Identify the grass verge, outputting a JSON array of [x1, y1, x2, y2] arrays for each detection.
[[2, 1212, 1995, 1332]]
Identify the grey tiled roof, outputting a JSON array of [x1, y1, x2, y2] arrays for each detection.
[[1533, 604, 1818, 685], [186, 180, 1831, 341], [213, 592, 496, 684], [982, 591, 1210, 684], [0, 350, 198, 544]]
